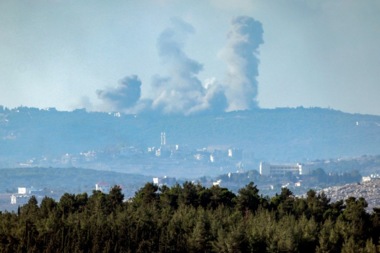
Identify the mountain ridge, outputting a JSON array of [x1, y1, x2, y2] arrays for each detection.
[[1, 106, 380, 176]]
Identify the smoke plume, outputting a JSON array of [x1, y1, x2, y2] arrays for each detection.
[[151, 18, 227, 114], [97, 75, 141, 111], [95, 16, 263, 115], [221, 16, 264, 111]]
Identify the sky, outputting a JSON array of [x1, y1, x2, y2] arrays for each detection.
[[1, 0, 380, 115]]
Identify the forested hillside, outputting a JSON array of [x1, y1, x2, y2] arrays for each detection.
[[1, 182, 380, 252]]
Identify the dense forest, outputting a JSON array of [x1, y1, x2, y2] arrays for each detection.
[[1, 182, 380, 253]]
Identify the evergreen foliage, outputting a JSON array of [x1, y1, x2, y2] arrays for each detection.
[[1, 182, 380, 252]]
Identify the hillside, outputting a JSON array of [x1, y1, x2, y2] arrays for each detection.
[[320, 178, 380, 211], [0, 167, 150, 193], [1, 106, 380, 177], [0, 167, 151, 212]]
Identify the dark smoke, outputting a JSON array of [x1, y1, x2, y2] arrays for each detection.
[[97, 75, 141, 111], [221, 16, 264, 111]]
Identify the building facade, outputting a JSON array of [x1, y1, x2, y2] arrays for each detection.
[[259, 162, 307, 176]]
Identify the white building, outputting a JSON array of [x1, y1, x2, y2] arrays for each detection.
[[153, 177, 159, 185], [362, 176, 371, 182], [259, 162, 307, 176], [213, 179, 222, 186], [18, 187, 27, 194], [95, 183, 110, 192], [10, 195, 17, 204]]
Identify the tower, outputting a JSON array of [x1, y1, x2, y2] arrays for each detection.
[[161, 132, 166, 146]]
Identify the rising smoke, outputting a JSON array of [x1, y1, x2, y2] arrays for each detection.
[[97, 16, 263, 115], [96, 75, 141, 111], [221, 16, 264, 111], [150, 18, 227, 115], [150, 18, 205, 114]]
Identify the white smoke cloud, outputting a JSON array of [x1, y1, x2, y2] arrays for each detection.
[[221, 16, 264, 111], [151, 18, 227, 115], [97, 75, 141, 111], [181, 78, 227, 115], [96, 16, 263, 115]]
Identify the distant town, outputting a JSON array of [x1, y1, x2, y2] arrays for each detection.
[[1, 106, 380, 212], [3, 153, 380, 212]]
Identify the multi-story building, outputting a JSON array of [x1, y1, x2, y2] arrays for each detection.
[[259, 162, 307, 176]]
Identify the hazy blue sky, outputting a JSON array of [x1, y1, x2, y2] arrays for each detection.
[[1, 0, 380, 115]]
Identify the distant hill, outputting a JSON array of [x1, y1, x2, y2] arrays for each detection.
[[0, 167, 150, 195], [320, 179, 380, 211], [1, 106, 380, 175], [0, 167, 151, 212]]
